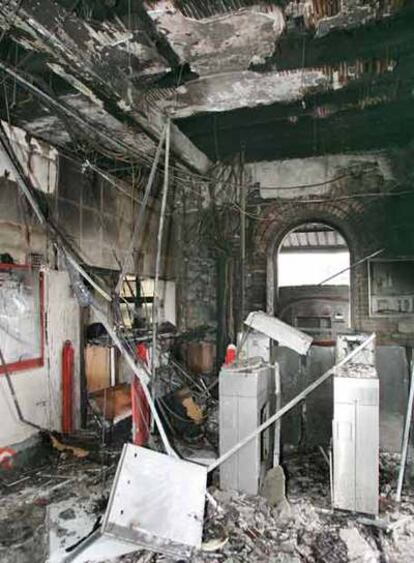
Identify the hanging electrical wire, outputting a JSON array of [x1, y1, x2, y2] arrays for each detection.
[[0, 60, 158, 168], [0, 0, 82, 89], [0, 0, 23, 47]]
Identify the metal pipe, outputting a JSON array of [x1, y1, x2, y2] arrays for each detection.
[[239, 149, 246, 331], [115, 123, 167, 295], [65, 253, 111, 302], [94, 311, 176, 458], [152, 119, 170, 382], [207, 333, 376, 473], [318, 248, 384, 286], [62, 340, 74, 434], [396, 360, 414, 502]]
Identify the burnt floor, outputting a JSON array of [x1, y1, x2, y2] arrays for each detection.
[[1, 442, 414, 563]]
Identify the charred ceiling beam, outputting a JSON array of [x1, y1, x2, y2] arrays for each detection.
[[31, 93, 159, 157], [161, 69, 329, 118], [267, 5, 414, 72], [160, 42, 403, 119], [134, 1, 181, 69], [144, 0, 409, 76], [0, 62, 160, 158], [175, 52, 414, 162], [145, 2, 286, 75], [0, 0, 211, 173], [180, 97, 414, 162]]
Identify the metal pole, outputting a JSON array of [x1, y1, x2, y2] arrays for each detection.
[[240, 149, 246, 330], [396, 360, 414, 502], [152, 119, 171, 392], [115, 123, 167, 295], [94, 311, 176, 458], [318, 248, 384, 286], [208, 333, 376, 473]]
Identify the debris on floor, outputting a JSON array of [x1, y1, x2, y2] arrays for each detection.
[[1, 447, 414, 563], [49, 435, 89, 459]]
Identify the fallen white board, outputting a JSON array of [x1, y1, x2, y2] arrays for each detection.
[[102, 444, 207, 558], [244, 311, 312, 356]]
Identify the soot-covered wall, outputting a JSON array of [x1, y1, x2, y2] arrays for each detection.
[[246, 152, 414, 345]]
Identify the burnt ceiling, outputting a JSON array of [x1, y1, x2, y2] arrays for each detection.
[[0, 0, 413, 172], [173, 5, 414, 161]]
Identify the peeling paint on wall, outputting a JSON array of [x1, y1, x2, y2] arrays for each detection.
[[0, 121, 58, 194], [247, 152, 394, 199]]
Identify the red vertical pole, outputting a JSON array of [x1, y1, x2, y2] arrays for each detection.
[[62, 340, 74, 434], [131, 343, 150, 445]]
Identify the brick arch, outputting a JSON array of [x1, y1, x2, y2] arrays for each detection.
[[257, 199, 372, 257], [248, 198, 385, 327]]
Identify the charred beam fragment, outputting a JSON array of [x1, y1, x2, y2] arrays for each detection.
[[0, 0, 211, 173]]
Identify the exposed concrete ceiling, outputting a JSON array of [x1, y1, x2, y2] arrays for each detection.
[[0, 0, 412, 168], [151, 0, 401, 37], [146, 2, 285, 75], [0, 0, 210, 173], [158, 52, 398, 118], [172, 4, 414, 161], [159, 70, 329, 117]]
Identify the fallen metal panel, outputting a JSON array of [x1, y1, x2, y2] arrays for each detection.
[[102, 444, 207, 558], [244, 311, 312, 355]]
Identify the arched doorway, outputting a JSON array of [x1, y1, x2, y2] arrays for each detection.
[[273, 222, 352, 446], [277, 222, 351, 341]]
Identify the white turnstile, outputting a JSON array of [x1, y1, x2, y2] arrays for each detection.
[[333, 335, 379, 516], [219, 360, 279, 495]]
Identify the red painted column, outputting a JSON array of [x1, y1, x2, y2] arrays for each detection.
[[62, 340, 74, 434], [131, 343, 150, 445]]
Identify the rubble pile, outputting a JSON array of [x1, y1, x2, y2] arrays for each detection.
[[117, 451, 414, 563], [2, 448, 414, 562], [190, 450, 414, 563], [198, 489, 324, 562]]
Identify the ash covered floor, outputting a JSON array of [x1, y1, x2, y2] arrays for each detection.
[[1, 446, 414, 563]]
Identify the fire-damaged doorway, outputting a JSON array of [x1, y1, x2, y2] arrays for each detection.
[[273, 222, 352, 447], [277, 222, 351, 342]]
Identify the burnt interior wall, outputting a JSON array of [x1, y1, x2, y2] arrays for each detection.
[[172, 150, 414, 345], [247, 153, 414, 346], [173, 193, 217, 334], [0, 130, 173, 448], [246, 150, 414, 454], [173, 166, 244, 364], [0, 154, 169, 279], [175, 149, 414, 454], [54, 156, 170, 276]]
